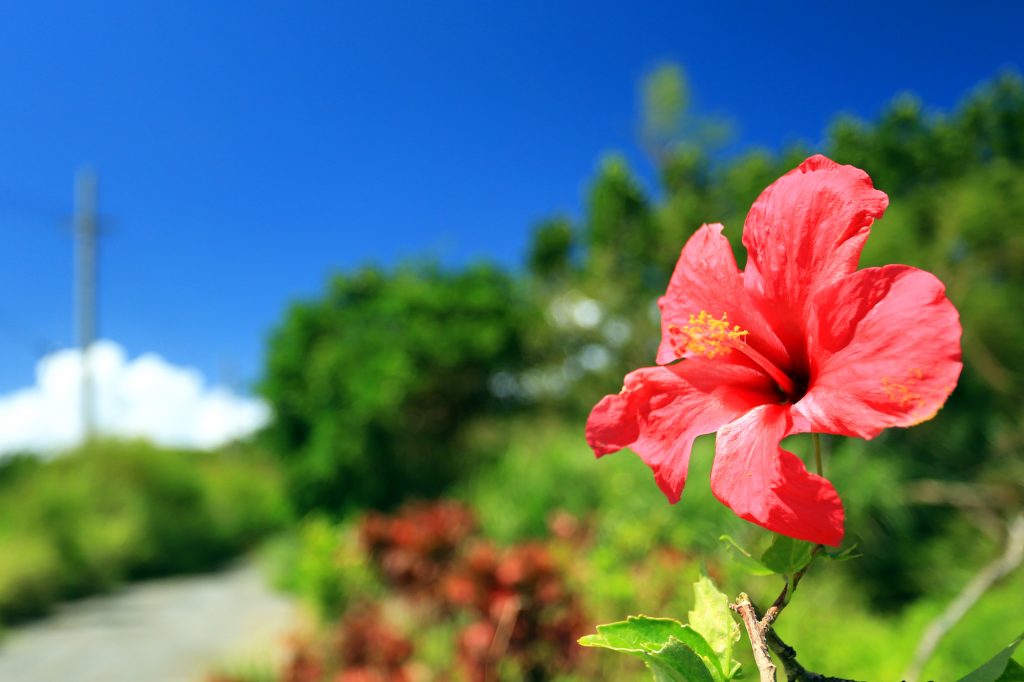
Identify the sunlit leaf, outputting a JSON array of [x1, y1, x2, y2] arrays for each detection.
[[579, 615, 721, 681], [688, 575, 740, 678], [580, 615, 691, 652]]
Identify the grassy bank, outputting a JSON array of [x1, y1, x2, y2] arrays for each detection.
[[0, 439, 289, 623]]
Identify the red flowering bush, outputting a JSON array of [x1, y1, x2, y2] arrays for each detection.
[[360, 501, 476, 594], [359, 503, 586, 680], [445, 542, 588, 681], [264, 608, 415, 682], [279, 640, 326, 682], [587, 155, 963, 546], [244, 501, 587, 681], [329, 608, 416, 682]]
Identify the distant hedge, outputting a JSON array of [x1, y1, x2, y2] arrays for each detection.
[[0, 439, 289, 622]]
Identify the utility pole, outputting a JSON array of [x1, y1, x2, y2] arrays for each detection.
[[75, 167, 98, 440]]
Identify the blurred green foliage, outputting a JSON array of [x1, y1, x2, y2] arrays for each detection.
[[0, 440, 288, 623], [261, 262, 534, 514], [264, 515, 379, 621]]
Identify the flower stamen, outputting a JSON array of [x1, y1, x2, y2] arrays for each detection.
[[670, 310, 797, 398], [672, 311, 749, 359]]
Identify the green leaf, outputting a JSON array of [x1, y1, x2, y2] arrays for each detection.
[[579, 578, 745, 682], [760, 534, 815, 575], [688, 575, 741, 678], [665, 627, 723, 680], [956, 633, 1024, 682], [719, 535, 775, 576], [579, 616, 721, 681], [998, 660, 1024, 682], [579, 615, 692, 652], [647, 637, 717, 682]]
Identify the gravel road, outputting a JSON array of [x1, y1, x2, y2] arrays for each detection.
[[0, 560, 300, 682]]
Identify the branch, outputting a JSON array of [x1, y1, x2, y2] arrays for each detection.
[[733, 550, 865, 682], [904, 512, 1024, 682], [907, 479, 1023, 542], [905, 480, 1021, 510], [731, 593, 776, 682]]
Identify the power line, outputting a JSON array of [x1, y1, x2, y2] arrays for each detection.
[[0, 306, 57, 358], [0, 184, 67, 361], [0, 184, 71, 228]]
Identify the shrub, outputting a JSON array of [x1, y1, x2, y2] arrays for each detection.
[[0, 439, 289, 622], [268, 501, 587, 681], [269, 516, 380, 620], [260, 263, 534, 514]]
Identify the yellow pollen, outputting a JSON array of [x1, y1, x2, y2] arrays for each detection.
[[882, 370, 926, 411], [670, 310, 749, 359]]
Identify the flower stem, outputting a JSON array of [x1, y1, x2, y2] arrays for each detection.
[[812, 433, 823, 477], [760, 545, 822, 626]]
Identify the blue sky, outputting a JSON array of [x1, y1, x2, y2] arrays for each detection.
[[0, 2, 1021, 394]]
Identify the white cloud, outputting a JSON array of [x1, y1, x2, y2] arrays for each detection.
[[0, 340, 270, 455]]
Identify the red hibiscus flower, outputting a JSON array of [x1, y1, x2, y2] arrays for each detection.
[[585, 155, 962, 546]]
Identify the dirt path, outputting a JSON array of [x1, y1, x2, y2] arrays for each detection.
[[0, 560, 301, 682]]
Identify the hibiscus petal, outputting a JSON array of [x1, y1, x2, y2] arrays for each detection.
[[795, 264, 962, 439], [586, 362, 775, 502], [711, 404, 844, 546], [657, 223, 788, 369], [741, 156, 888, 350]]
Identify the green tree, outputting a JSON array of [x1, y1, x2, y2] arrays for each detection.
[[640, 63, 690, 160], [261, 263, 532, 514], [527, 216, 576, 282]]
